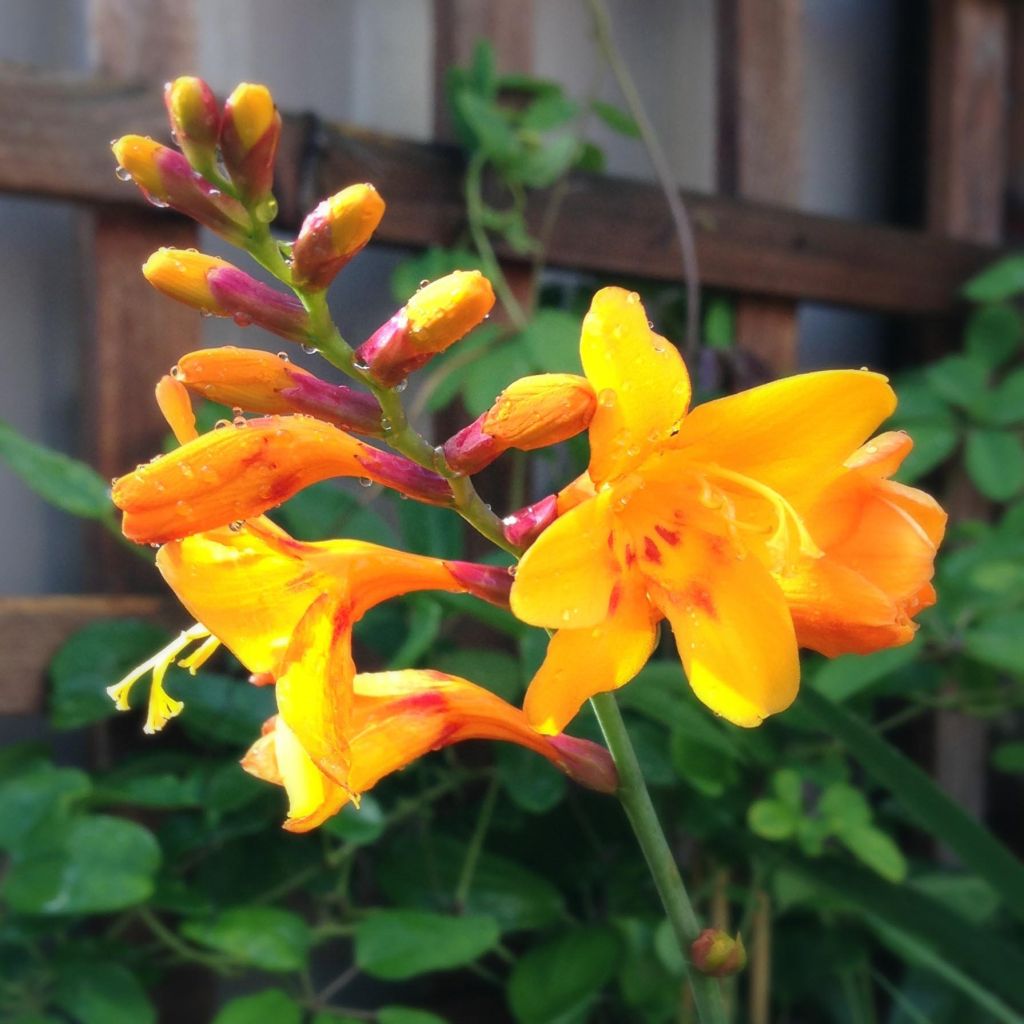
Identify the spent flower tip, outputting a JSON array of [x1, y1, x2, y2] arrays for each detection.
[[690, 930, 747, 977]]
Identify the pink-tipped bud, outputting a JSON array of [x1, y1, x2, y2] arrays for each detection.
[[112, 136, 250, 242], [355, 271, 495, 387], [164, 77, 221, 175], [445, 561, 514, 609], [292, 184, 386, 290], [502, 494, 559, 549], [220, 82, 281, 205], [444, 374, 596, 474], [690, 930, 747, 978], [143, 249, 312, 343], [548, 735, 619, 794], [176, 347, 384, 437]]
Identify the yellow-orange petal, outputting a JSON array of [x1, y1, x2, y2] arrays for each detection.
[[272, 715, 348, 831], [580, 287, 690, 484], [524, 578, 660, 734], [510, 491, 618, 630], [672, 370, 897, 512], [224, 82, 277, 152], [143, 248, 230, 314], [482, 374, 596, 449], [648, 531, 799, 727], [406, 271, 496, 354], [114, 415, 383, 543], [155, 374, 198, 445], [274, 592, 354, 787]]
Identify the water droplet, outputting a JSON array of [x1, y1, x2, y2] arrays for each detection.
[[507, 565, 518, 577], [232, 311, 253, 327], [276, 351, 290, 361], [419, 279, 430, 288], [233, 414, 247, 428], [358, 477, 373, 488], [353, 358, 370, 372], [147, 195, 170, 209], [208, 188, 221, 198], [229, 519, 245, 532], [394, 380, 408, 393], [302, 344, 317, 355], [114, 166, 132, 182], [380, 417, 392, 433], [199, 309, 214, 318], [170, 364, 183, 380], [214, 419, 231, 430], [254, 196, 279, 223]]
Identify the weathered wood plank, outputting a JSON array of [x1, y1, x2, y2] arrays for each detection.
[[0, 66, 998, 315], [717, 0, 803, 375], [0, 595, 176, 714]]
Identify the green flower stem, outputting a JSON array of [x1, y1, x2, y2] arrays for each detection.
[[454, 775, 500, 911], [589, 692, 727, 1024], [245, 224, 519, 557]]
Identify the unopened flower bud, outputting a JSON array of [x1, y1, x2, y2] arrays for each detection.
[[503, 494, 559, 549], [690, 930, 746, 978], [112, 136, 250, 242], [292, 184, 386, 290], [355, 271, 495, 386], [143, 249, 311, 343], [444, 374, 596, 474], [176, 347, 383, 437], [164, 77, 221, 175], [220, 82, 281, 205], [445, 561, 513, 609]]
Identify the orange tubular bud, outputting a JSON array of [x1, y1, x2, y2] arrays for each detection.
[[220, 82, 281, 205], [176, 347, 384, 437], [164, 77, 221, 175], [690, 930, 747, 978], [355, 271, 495, 386], [444, 373, 596, 474], [112, 415, 453, 544], [291, 184, 386, 290], [143, 249, 312, 343], [112, 136, 250, 242]]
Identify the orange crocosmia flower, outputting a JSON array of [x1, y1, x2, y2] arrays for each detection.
[[109, 515, 519, 792], [510, 286, 942, 733], [112, 412, 452, 544], [243, 670, 618, 832]]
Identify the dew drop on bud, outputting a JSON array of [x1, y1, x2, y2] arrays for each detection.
[[214, 419, 230, 430], [419, 279, 430, 288], [358, 477, 373, 488], [233, 415, 247, 428], [232, 312, 253, 327], [114, 166, 132, 182], [147, 195, 170, 209], [254, 196, 279, 223], [394, 380, 408, 393], [229, 520, 245, 532], [302, 344, 317, 355], [170, 364, 183, 380], [277, 351, 290, 362]]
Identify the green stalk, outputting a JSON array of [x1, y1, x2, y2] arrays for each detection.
[[590, 692, 727, 1024]]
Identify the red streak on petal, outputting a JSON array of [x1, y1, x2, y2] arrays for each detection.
[[643, 536, 662, 564], [608, 581, 622, 617], [655, 525, 679, 546], [688, 583, 717, 620], [624, 544, 637, 567]]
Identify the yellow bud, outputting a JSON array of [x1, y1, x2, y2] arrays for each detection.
[[225, 82, 277, 152], [112, 135, 165, 195], [165, 76, 220, 149], [142, 248, 230, 313], [406, 271, 495, 354], [483, 374, 596, 450]]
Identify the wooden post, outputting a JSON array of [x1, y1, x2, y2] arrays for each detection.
[[717, 0, 803, 375], [85, 0, 201, 591], [928, 0, 1011, 823]]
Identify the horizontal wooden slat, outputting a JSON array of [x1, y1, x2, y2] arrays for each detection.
[[0, 594, 177, 714], [0, 64, 997, 314]]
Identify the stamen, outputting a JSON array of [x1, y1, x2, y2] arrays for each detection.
[[178, 634, 221, 674]]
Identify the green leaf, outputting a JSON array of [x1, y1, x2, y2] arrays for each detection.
[[462, 343, 533, 417], [173, 669, 275, 748], [837, 824, 907, 882], [275, 483, 398, 547], [355, 910, 499, 980], [993, 741, 1024, 773], [771, 768, 803, 809], [3, 815, 160, 914], [54, 962, 154, 1024], [515, 308, 583, 374], [963, 254, 1024, 302], [497, 744, 567, 813], [386, 597, 443, 669], [964, 303, 1023, 368], [574, 142, 605, 174], [748, 799, 798, 840], [210, 990, 302, 1024], [182, 907, 311, 972], [520, 93, 578, 132], [991, 367, 1024, 425], [670, 729, 739, 796], [515, 135, 579, 188], [0, 764, 91, 851], [703, 297, 735, 349], [591, 100, 641, 138], [94, 767, 201, 810], [468, 40, 497, 97], [818, 783, 872, 830], [49, 619, 169, 729], [433, 649, 522, 702], [377, 835, 564, 932], [322, 794, 385, 846], [399, 501, 464, 559], [378, 1010, 449, 1024], [799, 687, 1024, 923], [0, 420, 112, 520], [508, 926, 621, 1024], [455, 92, 519, 164], [965, 429, 1024, 500], [963, 610, 1024, 674], [925, 355, 989, 408], [810, 643, 919, 702]]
